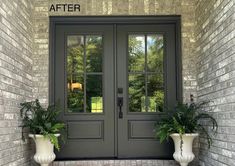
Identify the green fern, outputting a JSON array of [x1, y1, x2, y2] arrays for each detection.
[[20, 99, 65, 150], [155, 101, 218, 149]]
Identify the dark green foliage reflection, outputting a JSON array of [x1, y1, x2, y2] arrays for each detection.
[[86, 36, 103, 72], [86, 75, 103, 113], [128, 74, 145, 112], [67, 35, 103, 113], [128, 35, 164, 112]]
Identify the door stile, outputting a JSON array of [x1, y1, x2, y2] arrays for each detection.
[[113, 23, 118, 157]]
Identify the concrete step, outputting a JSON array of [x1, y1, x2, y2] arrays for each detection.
[[52, 160, 179, 166]]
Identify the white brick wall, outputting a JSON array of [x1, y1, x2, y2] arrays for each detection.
[[2, 0, 235, 165], [0, 0, 33, 165], [195, 0, 235, 165], [0, 0, 198, 165]]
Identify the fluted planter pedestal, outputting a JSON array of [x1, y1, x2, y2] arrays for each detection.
[[170, 133, 198, 166], [29, 134, 60, 166]]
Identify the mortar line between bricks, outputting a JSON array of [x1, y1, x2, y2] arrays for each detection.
[[0, 35, 33, 66], [194, 0, 232, 35], [0, 56, 33, 81], [196, 26, 235, 67]]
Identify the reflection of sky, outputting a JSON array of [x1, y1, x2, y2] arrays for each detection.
[[135, 36, 145, 51], [148, 35, 163, 50], [147, 36, 155, 49], [134, 35, 163, 51], [67, 35, 84, 47]]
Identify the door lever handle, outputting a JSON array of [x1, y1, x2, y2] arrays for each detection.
[[117, 97, 123, 119]]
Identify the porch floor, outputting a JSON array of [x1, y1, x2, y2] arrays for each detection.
[[52, 160, 179, 166]]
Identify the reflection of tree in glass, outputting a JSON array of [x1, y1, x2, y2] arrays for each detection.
[[128, 36, 145, 71], [147, 35, 164, 112], [153, 90, 164, 112], [66, 36, 103, 113], [86, 36, 103, 112], [67, 37, 84, 112], [129, 75, 145, 112], [86, 36, 103, 72], [67, 37, 84, 75], [147, 35, 164, 72], [128, 35, 164, 112], [86, 75, 102, 113], [67, 89, 84, 112], [147, 75, 164, 112]]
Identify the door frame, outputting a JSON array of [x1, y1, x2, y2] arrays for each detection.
[[49, 16, 182, 158]]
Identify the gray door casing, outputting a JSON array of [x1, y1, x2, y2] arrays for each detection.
[[50, 16, 182, 159]]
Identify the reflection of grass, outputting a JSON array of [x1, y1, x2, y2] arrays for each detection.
[[91, 97, 103, 113], [140, 96, 159, 112], [68, 96, 103, 113], [148, 97, 156, 112], [139, 91, 164, 112]]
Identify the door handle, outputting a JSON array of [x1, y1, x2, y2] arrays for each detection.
[[117, 97, 123, 119]]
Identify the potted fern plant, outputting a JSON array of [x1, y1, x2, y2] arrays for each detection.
[[155, 101, 217, 166], [20, 99, 65, 166]]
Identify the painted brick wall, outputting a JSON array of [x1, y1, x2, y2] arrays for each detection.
[[0, 0, 34, 165], [0, 0, 233, 165], [195, 0, 235, 165]]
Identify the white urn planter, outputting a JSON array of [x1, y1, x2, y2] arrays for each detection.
[[29, 134, 60, 166], [170, 133, 198, 166]]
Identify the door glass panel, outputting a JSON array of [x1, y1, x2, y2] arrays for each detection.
[[147, 35, 164, 72], [86, 75, 103, 113], [147, 75, 164, 112], [128, 34, 164, 113], [128, 35, 145, 72], [86, 36, 103, 72], [66, 35, 103, 113], [128, 74, 146, 112], [67, 75, 84, 112], [67, 36, 84, 74]]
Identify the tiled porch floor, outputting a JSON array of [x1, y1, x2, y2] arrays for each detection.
[[52, 160, 179, 166]]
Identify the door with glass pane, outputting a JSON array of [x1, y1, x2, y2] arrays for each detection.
[[116, 24, 176, 158], [54, 25, 115, 159], [53, 22, 178, 159]]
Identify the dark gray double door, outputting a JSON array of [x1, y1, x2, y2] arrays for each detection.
[[54, 23, 177, 159]]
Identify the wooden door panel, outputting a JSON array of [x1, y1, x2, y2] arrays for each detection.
[[67, 121, 104, 139], [128, 120, 156, 139]]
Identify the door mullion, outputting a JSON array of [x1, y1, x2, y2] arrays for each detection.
[[84, 35, 87, 113], [144, 35, 148, 113]]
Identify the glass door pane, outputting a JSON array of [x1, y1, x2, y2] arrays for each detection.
[[67, 35, 103, 113], [128, 34, 164, 112]]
